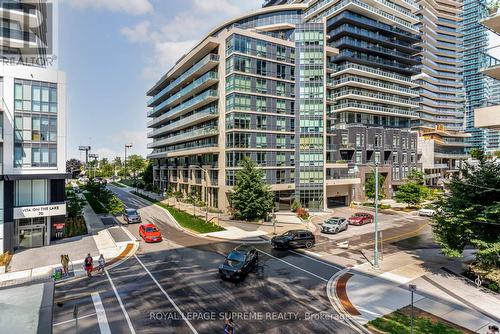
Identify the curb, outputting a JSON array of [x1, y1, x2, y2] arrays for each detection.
[[327, 268, 372, 334]]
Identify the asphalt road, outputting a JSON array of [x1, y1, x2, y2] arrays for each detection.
[[53, 187, 354, 333]]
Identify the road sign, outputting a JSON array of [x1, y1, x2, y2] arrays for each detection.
[[409, 284, 417, 292], [78, 146, 91, 151]]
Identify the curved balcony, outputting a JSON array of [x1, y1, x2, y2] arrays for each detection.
[[148, 71, 218, 116], [331, 62, 415, 87], [147, 54, 219, 107], [147, 107, 218, 138], [330, 101, 418, 118], [147, 89, 218, 127], [148, 126, 219, 149], [329, 88, 418, 108], [332, 75, 418, 96]]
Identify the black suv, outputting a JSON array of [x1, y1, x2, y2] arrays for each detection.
[[271, 230, 315, 250], [219, 245, 259, 281]]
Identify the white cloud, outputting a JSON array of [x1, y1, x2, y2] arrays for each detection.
[[67, 0, 153, 15], [120, 0, 263, 80]]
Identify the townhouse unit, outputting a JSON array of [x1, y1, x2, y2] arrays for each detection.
[[147, 0, 422, 212], [1, 0, 67, 252]]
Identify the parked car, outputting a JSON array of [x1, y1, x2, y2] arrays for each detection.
[[271, 230, 315, 249], [418, 208, 436, 217], [348, 212, 374, 226], [139, 223, 162, 243], [219, 245, 258, 281], [321, 217, 348, 234], [123, 208, 141, 224]]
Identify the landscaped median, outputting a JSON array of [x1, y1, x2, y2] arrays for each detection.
[[83, 191, 107, 214], [131, 191, 224, 234]]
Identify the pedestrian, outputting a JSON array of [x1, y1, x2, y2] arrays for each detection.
[[488, 325, 499, 334], [61, 254, 69, 276], [97, 254, 105, 274], [84, 253, 93, 277], [224, 315, 234, 334]]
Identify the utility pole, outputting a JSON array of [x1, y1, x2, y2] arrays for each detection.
[[124, 143, 132, 179], [374, 163, 380, 269], [409, 284, 416, 334], [89, 154, 99, 179], [78, 146, 91, 177]]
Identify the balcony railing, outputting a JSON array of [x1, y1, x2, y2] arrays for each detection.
[[332, 75, 417, 95], [148, 126, 219, 148], [331, 101, 417, 117], [148, 107, 218, 137], [147, 89, 218, 126], [148, 54, 219, 106], [332, 62, 413, 84], [330, 88, 418, 106]]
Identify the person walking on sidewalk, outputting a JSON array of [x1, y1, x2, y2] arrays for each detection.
[[84, 253, 93, 277], [61, 254, 69, 276], [488, 325, 499, 334], [97, 254, 105, 275]]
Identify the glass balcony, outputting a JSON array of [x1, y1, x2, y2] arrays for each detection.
[[481, 54, 500, 81], [329, 88, 419, 106], [332, 75, 417, 95], [148, 126, 219, 148], [332, 62, 412, 84], [334, 50, 420, 74], [148, 54, 219, 107], [149, 71, 218, 115], [333, 37, 419, 63], [0, 27, 35, 43], [147, 89, 218, 126], [331, 101, 417, 117], [148, 107, 218, 137]]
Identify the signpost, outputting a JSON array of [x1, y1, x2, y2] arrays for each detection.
[[409, 284, 417, 334]]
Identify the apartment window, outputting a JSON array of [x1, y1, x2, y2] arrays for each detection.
[[226, 93, 251, 111], [256, 41, 267, 57], [276, 153, 285, 166], [374, 134, 381, 147], [355, 151, 362, 163], [402, 153, 408, 164], [276, 117, 286, 131], [14, 179, 48, 206], [410, 153, 415, 163], [276, 135, 286, 148], [15, 80, 57, 113], [276, 81, 285, 96], [375, 152, 381, 164], [256, 115, 267, 130], [256, 78, 267, 94], [257, 60, 267, 76], [276, 170, 286, 184], [277, 45, 286, 61], [393, 167, 400, 180], [256, 152, 266, 165], [233, 113, 251, 129], [393, 152, 398, 164], [277, 64, 286, 79], [256, 134, 267, 148], [341, 134, 348, 145], [256, 97, 267, 112], [276, 99, 286, 113]]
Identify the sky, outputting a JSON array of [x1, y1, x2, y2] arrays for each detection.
[[59, 0, 263, 161]]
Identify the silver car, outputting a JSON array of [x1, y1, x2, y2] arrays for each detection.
[[321, 217, 348, 234], [123, 208, 141, 224]]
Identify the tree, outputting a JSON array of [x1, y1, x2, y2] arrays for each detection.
[[66, 158, 82, 178], [230, 157, 274, 220], [432, 150, 500, 261], [470, 148, 485, 161], [142, 161, 154, 185], [127, 154, 146, 178], [106, 196, 124, 216], [173, 191, 183, 208], [395, 170, 429, 207], [365, 171, 386, 201]]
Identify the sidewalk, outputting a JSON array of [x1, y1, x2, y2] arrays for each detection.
[[0, 202, 137, 286], [334, 249, 500, 333]]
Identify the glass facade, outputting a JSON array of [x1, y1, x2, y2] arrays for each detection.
[[295, 23, 325, 210], [13, 79, 58, 167]]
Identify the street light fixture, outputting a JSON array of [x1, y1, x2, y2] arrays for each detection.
[[124, 143, 132, 179], [191, 165, 210, 224]]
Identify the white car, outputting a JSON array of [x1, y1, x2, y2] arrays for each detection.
[[418, 208, 436, 217]]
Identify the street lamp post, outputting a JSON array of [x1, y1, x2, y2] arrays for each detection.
[[124, 143, 132, 179], [192, 165, 209, 224], [374, 164, 380, 270]]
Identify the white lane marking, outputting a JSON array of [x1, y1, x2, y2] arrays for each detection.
[[304, 250, 323, 257], [289, 250, 343, 270], [91, 292, 112, 334], [134, 254, 199, 334], [105, 270, 136, 334], [53, 312, 97, 326], [257, 249, 328, 282]]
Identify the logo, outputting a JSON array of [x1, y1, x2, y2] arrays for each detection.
[[1, 0, 56, 66]]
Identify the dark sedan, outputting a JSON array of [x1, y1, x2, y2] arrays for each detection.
[[271, 230, 315, 250], [219, 245, 259, 281]]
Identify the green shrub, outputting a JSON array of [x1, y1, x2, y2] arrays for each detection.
[[291, 199, 301, 212]]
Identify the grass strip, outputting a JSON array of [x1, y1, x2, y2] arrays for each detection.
[[131, 191, 224, 234], [83, 192, 108, 214]]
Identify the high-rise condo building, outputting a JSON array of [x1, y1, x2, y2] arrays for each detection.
[[147, 0, 422, 212], [413, 0, 469, 186], [0, 0, 67, 252]]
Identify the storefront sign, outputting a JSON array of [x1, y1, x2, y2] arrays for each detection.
[[14, 204, 66, 219], [53, 223, 65, 230]]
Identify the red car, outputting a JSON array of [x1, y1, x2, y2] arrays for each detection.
[[139, 223, 163, 243], [348, 212, 374, 226]]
